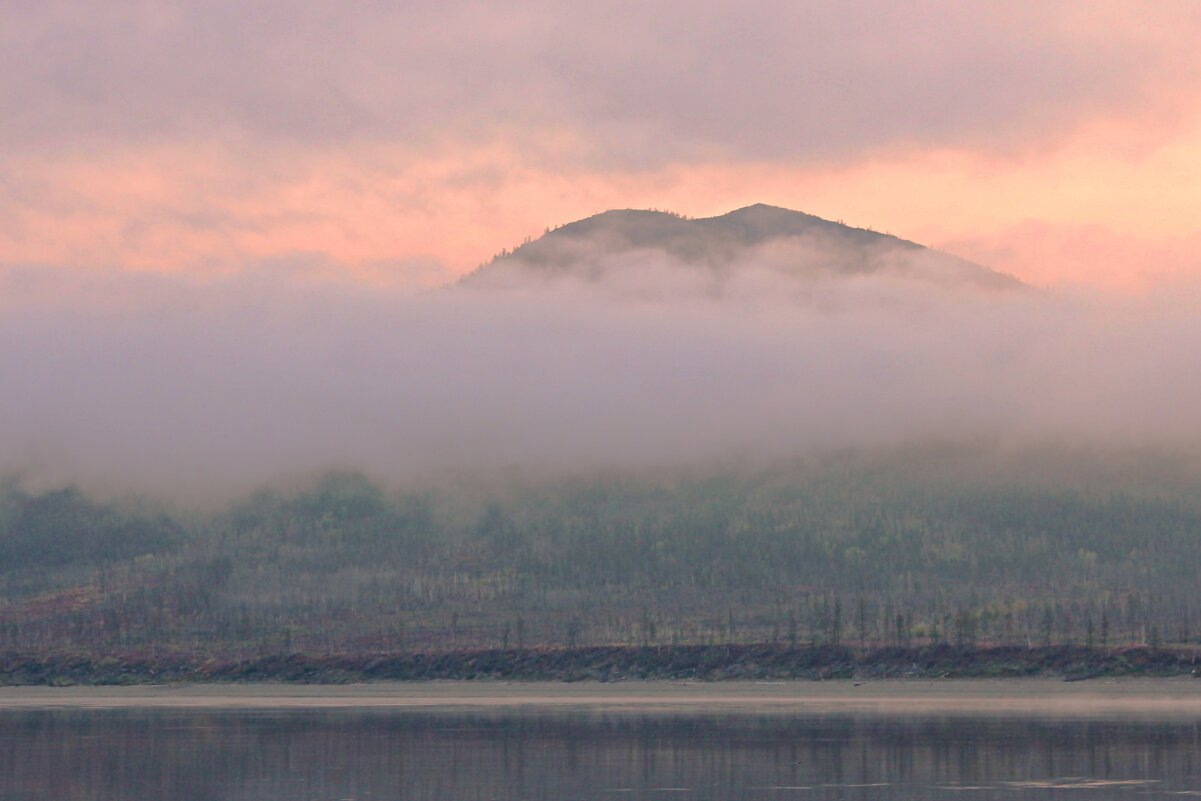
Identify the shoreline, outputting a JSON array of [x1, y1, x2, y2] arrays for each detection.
[[0, 643, 1198, 687], [4, 678, 1201, 718]]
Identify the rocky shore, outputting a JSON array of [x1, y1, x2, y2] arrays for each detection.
[[1, 643, 1198, 685]]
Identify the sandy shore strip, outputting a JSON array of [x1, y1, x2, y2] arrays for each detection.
[[3, 678, 1201, 717]]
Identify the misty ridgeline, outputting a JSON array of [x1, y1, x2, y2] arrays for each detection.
[[3, 205, 1201, 663], [4, 457, 1201, 658]]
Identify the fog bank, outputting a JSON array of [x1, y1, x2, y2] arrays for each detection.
[[2, 257, 1200, 501]]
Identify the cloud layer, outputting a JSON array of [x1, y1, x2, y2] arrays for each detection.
[[3, 2, 1188, 160], [3, 248, 1200, 501], [3, 1, 1201, 287]]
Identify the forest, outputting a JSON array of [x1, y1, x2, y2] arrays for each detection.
[[2, 445, 1201, 662]]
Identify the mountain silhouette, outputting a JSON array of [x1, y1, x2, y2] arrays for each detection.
[[465, 203, 1023, 292]]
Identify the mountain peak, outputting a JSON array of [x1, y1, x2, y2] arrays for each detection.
[[724, 202, 808, 216], [466, 204, 1024, 292]]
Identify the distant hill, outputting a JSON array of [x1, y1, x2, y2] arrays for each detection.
[[465, 204, 1024, 292], [4, 453, 1201, 661]]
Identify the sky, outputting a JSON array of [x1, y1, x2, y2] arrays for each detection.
[[4, 0, 1201, 291]]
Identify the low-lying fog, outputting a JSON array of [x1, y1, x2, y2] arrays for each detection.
[[2, 245, 1199, 502]]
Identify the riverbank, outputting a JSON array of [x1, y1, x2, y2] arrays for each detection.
[[5, 678, 1201, 719], [1, 643, 1198, 686]]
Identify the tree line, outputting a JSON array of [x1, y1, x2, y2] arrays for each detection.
[[1, 449, 1200, 657]]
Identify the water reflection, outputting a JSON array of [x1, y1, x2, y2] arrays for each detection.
[[1, 707, 1199, 799]]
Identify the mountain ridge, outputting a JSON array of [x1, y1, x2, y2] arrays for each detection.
[[464, 203, 1024, 291]]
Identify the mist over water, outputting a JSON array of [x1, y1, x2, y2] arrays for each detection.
[[3, 248, 1201, 502]]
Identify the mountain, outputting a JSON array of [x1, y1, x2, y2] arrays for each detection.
[[464, 204, 1024, 292]]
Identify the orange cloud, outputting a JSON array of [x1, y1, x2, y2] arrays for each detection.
[[4, 98, 1201, 292]]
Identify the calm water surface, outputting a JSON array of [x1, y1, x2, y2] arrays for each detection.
[[2, 692, 1201, 799]]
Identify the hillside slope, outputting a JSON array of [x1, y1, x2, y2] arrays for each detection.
[[465, 204, 1024, 292]]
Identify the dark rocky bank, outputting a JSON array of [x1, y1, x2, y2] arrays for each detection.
[[2, 643, 1199, 686]]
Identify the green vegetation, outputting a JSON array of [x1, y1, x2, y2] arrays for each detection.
[[2, 448, 1201, 661]]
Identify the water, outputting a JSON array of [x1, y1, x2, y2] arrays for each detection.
[[3, 702, 1201, 800]]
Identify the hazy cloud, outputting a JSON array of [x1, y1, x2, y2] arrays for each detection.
[[2, 248, 1200, 501], [3, 1, 1194, 163]]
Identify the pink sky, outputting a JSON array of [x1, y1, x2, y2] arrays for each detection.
[[4, 1, 1201, 291]]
